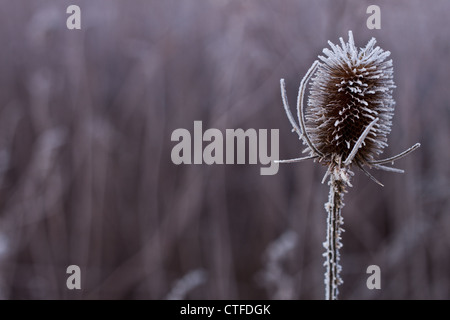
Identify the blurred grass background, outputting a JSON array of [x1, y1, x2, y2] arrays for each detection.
[[0, 0, 448, 299]]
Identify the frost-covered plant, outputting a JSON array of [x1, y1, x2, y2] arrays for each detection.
[[166, 269, 207, 300], [258, 231, 297, 300], [277, 31, 420, 300]]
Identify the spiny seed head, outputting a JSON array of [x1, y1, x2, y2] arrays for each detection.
[[306, 31, 395, 166]]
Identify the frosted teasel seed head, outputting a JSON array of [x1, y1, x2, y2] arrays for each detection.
[[306, 31, 394, 165], [277, 30, 420, 186]]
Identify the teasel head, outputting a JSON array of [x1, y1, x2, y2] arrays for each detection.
[[307, 30, 394, 165], [278, 30, 420, 186]]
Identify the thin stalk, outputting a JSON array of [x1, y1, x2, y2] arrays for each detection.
[[324, 171, 345, 300]]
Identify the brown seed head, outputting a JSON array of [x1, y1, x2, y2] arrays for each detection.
[[306, 31, 395, 167]]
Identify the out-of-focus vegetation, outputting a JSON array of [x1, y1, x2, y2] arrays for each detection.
[[0, 0, 448, 299]]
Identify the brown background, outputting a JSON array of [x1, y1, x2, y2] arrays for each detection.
[[0, 0, 448, 299]]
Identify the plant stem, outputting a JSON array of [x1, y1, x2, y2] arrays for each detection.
[[324, 171, 345, 300]]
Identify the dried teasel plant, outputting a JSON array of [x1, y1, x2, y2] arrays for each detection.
[[277, 31, 420, 300]]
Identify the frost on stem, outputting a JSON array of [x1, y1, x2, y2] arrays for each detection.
[[257, 231, 298, 300], [323, 166, 347, 300], [166, 269, 207, 300]]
